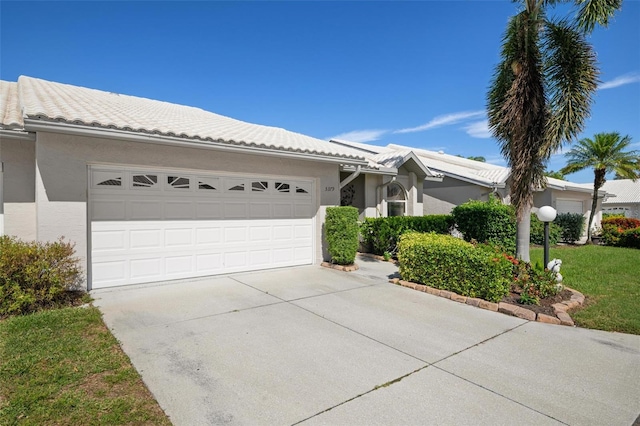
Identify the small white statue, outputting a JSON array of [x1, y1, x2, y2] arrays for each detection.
[[547, 258, 564, 290]]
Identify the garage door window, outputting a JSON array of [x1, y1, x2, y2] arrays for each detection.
[[132, 174, 158, 189]]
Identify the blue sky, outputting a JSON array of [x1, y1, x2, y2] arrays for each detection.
[[1, 1, 638, 184]]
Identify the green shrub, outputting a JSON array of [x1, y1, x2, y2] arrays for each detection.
[[397, 232, 512, 302], [601, 217, 640, 246], [0, 236, 83, 317], [530, 214, 561, 246], [451, 198, 516, 254], [359, 215, 454, 255], [619, 227, 640, 249], [554, 213, 585, 244], [325, 206, 360, 265]]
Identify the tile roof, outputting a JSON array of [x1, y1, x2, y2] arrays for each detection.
[[0, 76, 366, 162], [330, 139, 604, 194], [0, 81, 23, 129], [602, 179, 640, 204], [387, 143, 510, 187]]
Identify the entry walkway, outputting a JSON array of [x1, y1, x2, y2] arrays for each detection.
[[93, 257, 640, 425]]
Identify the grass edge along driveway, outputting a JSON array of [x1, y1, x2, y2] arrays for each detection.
[[0, 306, 171, 426]]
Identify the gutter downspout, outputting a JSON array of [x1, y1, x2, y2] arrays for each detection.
[[340, 165, 361, 189]]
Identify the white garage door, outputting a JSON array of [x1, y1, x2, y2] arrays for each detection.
[[89, 166, 315, 289], [556, 199, 584, 215]]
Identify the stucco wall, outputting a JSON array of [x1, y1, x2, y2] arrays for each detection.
[[603, 203, 640, 219], [423, 177, 490, 214], [0, 138, 37, 240], [35, 131, 341, 286]]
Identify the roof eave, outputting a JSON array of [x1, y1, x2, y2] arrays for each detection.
[[342, 164, 398, 176], [0, 129, 35, 141], [432, 169, 506, 188], [24, 119, 368, 166]]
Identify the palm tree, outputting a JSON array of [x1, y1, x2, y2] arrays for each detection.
[[487, 0, 621, 262], [561, 132, 640, 242]]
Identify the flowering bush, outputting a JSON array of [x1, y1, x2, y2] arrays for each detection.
[[502, 254, 560, 305], [601, 217, 640, 246], [619, 227, 640, 249], [511, 261, 560, 305]]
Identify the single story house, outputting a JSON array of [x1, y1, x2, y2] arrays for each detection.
[[329, 139, 606, 235], [601, 179, 640, 219], [2, 76, 409, 290]]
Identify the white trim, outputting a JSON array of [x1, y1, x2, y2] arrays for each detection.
[[0, 129, 36, 141]]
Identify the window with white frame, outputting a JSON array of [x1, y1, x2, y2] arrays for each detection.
[[387, 182, 406, 217]]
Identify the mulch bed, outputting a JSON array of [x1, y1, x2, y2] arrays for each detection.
[[501, 288, 574, 317]]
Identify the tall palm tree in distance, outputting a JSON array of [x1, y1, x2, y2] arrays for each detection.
[[561, 132, 640, 242], [487, 0, 621, 261]]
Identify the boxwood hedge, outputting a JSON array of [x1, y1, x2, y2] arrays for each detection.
[[397, 232, 512, 302], [325, 206, 360, 265]]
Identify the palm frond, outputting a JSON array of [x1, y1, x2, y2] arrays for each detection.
[[575, 0, 622, 33], [560, 133, 640, 182], [542, 19, 599, 156], [488, 9, 548, 219]]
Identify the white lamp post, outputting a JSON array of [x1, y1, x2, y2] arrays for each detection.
[[536, 206, 557, 267]]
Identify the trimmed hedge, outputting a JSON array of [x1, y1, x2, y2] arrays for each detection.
[[451, 198, 516, 253], [360, 215, 454, 255], [554, 213, 585, 244], [620, 227, 640, 249], [397, 232, 512, 302], [0, 236, 84, 317], [530, 214, 561, 246], [601, 217, 640, 247], [325, 206, 360, 265]]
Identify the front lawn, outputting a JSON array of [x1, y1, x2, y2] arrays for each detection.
[[0, 306, 170, 425], [530, 245, 640, 335]]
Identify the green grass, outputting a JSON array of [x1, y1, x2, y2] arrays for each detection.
[[531, 245, 640, 335], [0, 306, 171, 426]]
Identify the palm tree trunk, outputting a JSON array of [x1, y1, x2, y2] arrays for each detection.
[[516, 204, 531, 262], [588, 168, 606, 243]]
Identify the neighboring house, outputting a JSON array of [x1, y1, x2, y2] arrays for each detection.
[[1, 76, 383, 290], [601, 179, 640, 219], [329, 139, 606, 235]]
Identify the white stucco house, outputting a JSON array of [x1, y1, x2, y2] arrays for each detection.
[[1, 76, 446, 290], [601, 179, 640, 219], [329, 139, 606, 234]]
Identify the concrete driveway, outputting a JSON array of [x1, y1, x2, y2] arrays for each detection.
[[93, 257, 640, 425]]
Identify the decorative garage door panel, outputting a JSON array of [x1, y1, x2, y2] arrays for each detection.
[[89, 167, 314, 288]]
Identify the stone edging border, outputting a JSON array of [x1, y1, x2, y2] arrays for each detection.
[[321, 262, 359, 272], [389, 278, 585, 326]]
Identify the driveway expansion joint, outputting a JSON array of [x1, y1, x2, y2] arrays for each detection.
[[292, 364, 431, 425]]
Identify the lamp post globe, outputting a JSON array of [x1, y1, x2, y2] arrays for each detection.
[[536, 205, 557, 223], [536, 206, 557, 268]]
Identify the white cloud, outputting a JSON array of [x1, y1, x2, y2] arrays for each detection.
[[484, 155, 507, 166], [464, 120, 491, 138], [598, 72, 640, 90], [394, 110, 485, 134], [328, 129, 388, 143]]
